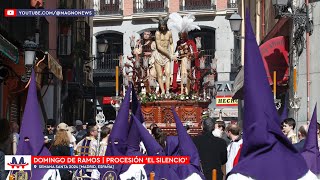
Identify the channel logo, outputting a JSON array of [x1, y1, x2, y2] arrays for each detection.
[[4, 9, 17, 17], [5, 155, 31, 170]]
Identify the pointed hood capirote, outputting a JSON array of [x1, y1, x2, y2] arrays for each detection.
[[101, 85, 132, 177], [16, 70, 51, 179], [301, 104, 320, 175], [172, 108, 200, 167], [171, 108, 205, 179], [132, 115, 164, 156], [106, 84, 132, 156], [126, 84, 145, 156], [132, 115, 180, 180], [229, 9, 309, 180]]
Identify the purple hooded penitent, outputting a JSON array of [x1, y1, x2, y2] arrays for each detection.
[[126, 84, 144, 156], [106, 84, 132, 156], [165, 136, 179, 156], [100, 85, 132, 178], [228, 10, 308, 180], [132, 115, 180, 180], [172, 108, 204, 179], [301, 105, 320, 175], [16, 70, 51, 179]]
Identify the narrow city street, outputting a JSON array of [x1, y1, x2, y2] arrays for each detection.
[[1, 0, 320, 179]]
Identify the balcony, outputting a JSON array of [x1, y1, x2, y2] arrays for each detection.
[[94, 53, 121, 76], [201, 49, 215, 67], [133, 0, 167, 13], [227, 0, 238, 8], [96, 0, 122, 15], [180, 0, 216, 11]]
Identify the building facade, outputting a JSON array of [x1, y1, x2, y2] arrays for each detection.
[[296, 0, 319, 126], [58, 0, 94, 125], [93, 0, 240, 120], [234, 0, 316, 130], [0, 0, 63, 127]]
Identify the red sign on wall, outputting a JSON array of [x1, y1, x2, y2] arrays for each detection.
[[103, 97, 112, 105], [259, 36, 289, 86]]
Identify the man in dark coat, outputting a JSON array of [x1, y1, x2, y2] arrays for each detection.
[[193, 118, 227, 180], [293, 124, 308, 152]]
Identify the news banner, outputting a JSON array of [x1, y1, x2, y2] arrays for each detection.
[[5, 156, 190, 170], [4, 9, 94, 17]]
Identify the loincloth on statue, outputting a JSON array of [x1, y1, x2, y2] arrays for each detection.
[[151, 49, 170, 67]]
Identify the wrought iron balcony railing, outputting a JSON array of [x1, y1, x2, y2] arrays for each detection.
[[94, 53, 121, 72], [96, 0, 122, 15], [133, 0, 167, 13], [180, 0, 216, 11], [201, 49, 216, 67], [227, 0, 238, 8]]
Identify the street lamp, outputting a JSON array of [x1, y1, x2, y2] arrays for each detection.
[[228, 12, 244, 39], [94, 38, 108, 69], [97, 38, 108, 54], [22, 40, 38, 82], [272, 0, 290, 19]]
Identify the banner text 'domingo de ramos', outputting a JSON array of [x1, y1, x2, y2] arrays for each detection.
[[31, 156, 190, 164]]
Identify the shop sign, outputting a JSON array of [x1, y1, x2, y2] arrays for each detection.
[[48, 53, 63, 80], [216, 96, 238, 106]]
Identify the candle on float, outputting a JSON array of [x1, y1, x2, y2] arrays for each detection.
[[273, 71, 276, 99], [293, 66, 297, 93], [116, 66, 119, 96], [9, 174, 14, 180], [150, 172, 155, 180], [212, 169, 217, 180]]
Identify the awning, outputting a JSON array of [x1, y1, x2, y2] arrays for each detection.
[[232, 67, 244, 99], [0, 34, 19, 64], [232, 17, 292, 100], [260, 36, 289, 86]]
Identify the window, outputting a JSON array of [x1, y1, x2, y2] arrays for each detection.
[[188, 28, 215, 51], [97, 33, 123, 55]]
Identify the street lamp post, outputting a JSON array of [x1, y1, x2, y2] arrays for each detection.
[[228, 12, 244, 39], [22, 40, 38, 82], [272, 0, 312, 121], [96, 38, 108, 69], [111, 96, 122, 117]]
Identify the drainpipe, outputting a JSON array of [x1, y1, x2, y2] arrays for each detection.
[[240, 0, 245, 65], [256, 0, 261, 43], [306, 0, 310, 121], [261, 0, 265, 39]]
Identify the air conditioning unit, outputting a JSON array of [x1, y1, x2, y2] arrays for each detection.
[[58, 34, 72, 56]]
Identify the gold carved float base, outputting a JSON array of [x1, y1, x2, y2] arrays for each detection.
[[141, 100, 210, 136]]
